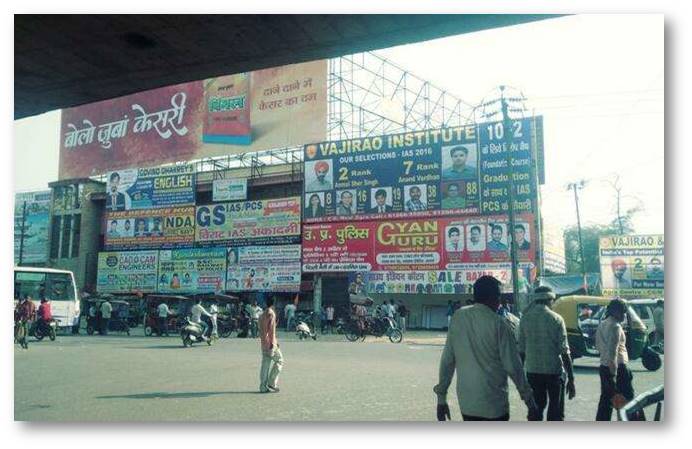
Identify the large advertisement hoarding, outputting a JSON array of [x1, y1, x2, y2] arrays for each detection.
[[302, 214, 536, 272], [213, 178, 248, 202], [105, 164, 196, 211], [104, 206, 195, 250], [195, 197, 301, 246], [14, 191, 51, 264], [226, 245, 301, 292], [302, 118, 541, 223], [59, 60, 327, 179], [97, 251, 159, 293], [600, 234, 664, 298], [360, 264, 535, 295], [157, 248, 227, 294]]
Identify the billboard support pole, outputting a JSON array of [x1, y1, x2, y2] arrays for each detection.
[[568, 181, 588, 292], [500, 87, 522, 311], [18, 201, 27, 265]]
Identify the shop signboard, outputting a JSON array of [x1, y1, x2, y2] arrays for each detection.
[[104, 206, 195, 250], [157, 247, 227, 294], [212, 178, 248, 202], [59, 60, 327, 179], [302, 118, 542, 223], [600, 234, 664, 298], [195, 197, 301, 246], [105, 164, 196, 211], [96, 250, 159, 293]]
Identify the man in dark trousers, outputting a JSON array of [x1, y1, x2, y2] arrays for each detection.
[[434, 276, 537, 421], [518, 287, 576, 420]]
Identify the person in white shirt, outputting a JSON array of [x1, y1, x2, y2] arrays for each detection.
[[157, 301, 171, 336], [190, 299, 212, 341], [100, 300, 113, 335], [595, 298, 636, 421], [249, 300, 263, 338], [209, 301, 219, 338], [434, 275, 537, 421], [284, 303, 297, 331]]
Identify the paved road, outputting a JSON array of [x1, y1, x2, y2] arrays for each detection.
[[14, 330, 664, 421]]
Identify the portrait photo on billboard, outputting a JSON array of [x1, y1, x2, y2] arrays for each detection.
[[466, 223, 486, 252], [445, 225, 464, 253], [609, 258, 633, 289], [441, 144, 478, 181], [369, 187, 393, 214], [105, 169, 136, 211], [304, 192, 326, 219], [305, 159, 333, 192], [335, 189, 357, 216], [134, 217, 150, 237], [487, 222, 509, 252], [441, 182, 467, 210], [403, 184, 428, 212], [512, 222, 531, 251]]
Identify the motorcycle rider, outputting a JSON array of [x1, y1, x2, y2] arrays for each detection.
[[15, 294, 37, 345], [190, 299, 213, 341], [37, 297, 53, 335]]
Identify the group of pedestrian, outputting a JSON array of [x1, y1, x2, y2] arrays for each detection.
[[375, 299, 408, 331], [435, 275, 642, 421], [87, 298, 113, 335]]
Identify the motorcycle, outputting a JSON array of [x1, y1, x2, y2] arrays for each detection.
[[296, 321, 317, 340], [180, 318, 213, 347], [32, 318, 59, 341], [345, 316, 402, 343]]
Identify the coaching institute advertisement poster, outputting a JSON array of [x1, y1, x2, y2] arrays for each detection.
[[302, 118, 542, 224], [226, 245, 301, 293], [59, 60, 327, 179], [96, 250, 159, 293], [157, 247, 227, 294], [600, 234, 664, 298], [104, 206, 195, 250], [195, 197, 301, 247], [302, 215, 535, 272], [14, 190, 51, 264]]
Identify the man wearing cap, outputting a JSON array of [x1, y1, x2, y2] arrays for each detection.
[[518, 286, 576, 421], [306, 160, 333, 192]]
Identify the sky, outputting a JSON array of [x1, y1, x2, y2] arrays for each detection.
[[13, 14, 664, 235]]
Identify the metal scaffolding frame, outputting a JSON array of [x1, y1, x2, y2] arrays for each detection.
[[93, 51, 476, 183]]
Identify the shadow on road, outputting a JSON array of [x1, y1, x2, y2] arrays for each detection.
[[121, 346, 187, 350], [96, 391, 261, 400], [573, 364, 659, 374]]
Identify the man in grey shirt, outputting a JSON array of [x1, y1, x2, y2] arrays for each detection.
[[434, 276, 537, 421]]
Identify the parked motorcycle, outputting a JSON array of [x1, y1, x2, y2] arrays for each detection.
[[296, 321, 317, 340], [180, 318, 213, 347], [32, 318, 59, 341]]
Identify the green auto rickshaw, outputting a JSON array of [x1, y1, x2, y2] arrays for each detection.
[[552, 295, 661, 371]]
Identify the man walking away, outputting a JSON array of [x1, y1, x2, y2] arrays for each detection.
[[157, 301, 170, 336], [434, 275, 537, 421], [259, 297, 283, 393], [518, 287, 576, 421], [100, 299, 112, 335], [595, 298, 640, 420]]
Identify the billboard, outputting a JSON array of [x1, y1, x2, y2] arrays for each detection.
[[59, 60, 327, 179], [600, 234, 664, 298], [104, 206, 195, 250], [96, 251, 159, 293], [195, 197, 301, 246], [213, 178, 248, 202], [105, 164, 196, 211], [157, 248, 227, 294], [360, 264, 534, 295], [14, 191, 51, 264], [226, 245, 301, 292], [302, 118, 541, 223], [302, 214, 536, 272]]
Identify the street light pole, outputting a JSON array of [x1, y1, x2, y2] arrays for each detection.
[[499, 87, 522, 310], [568, 181, 587, 290]]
